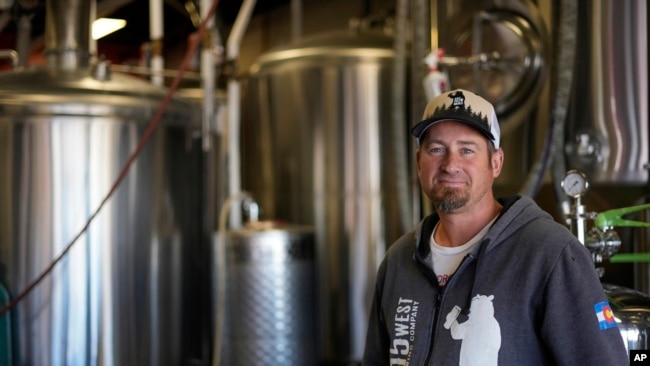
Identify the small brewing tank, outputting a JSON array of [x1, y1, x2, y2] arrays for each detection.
[[604, 284, 650, 351], [218, 222, 317, 366]]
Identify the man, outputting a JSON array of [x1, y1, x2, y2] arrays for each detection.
[[362, 89, 628, 365]]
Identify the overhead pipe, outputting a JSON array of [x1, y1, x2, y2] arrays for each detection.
[[291, 0, 302, 41], [13, 0, 40, 68], [149, 0, 164, 86], [390, 0, 412, 235], [44, 0, 94, 70], [200, 0, 218, 151], [411, 0, 430, 219], [15, 15, 31, 67], [225, 0, 256, 228]]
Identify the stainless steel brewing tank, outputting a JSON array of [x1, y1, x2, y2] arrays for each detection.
[[243, 30, 406, 363], [0, 67, 212, 365], [219, 222, 316, 366], [603, 284, 650, 351], [565, 0, 648, 184]]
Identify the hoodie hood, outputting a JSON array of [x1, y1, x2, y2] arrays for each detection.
[[483, 196, 554, 251], [413, 195, 554, 260]]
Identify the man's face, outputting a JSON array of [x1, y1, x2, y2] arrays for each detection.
[[416, 120, 503, 214]]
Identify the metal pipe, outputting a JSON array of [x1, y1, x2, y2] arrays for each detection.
[[13, 0, 39, 67], [201, 0, 216, 151], [291, 0, 302, 42], [44, 0, 94, 70], [516, 0, 577, 199], [438, 51, 501, 68], [0, 50, 19, 70], [391, 0, 411, 238], [471, 11, 489, 94], [15, 15, 32, 68], [226, 0, 256, 228], [149, 0, 164, 86], [550, 0, 578, 214], [108, 64, 202, 79], [412, 0, 430, 218]]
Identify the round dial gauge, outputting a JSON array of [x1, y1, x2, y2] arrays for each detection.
[[561, 170, 589, 198]]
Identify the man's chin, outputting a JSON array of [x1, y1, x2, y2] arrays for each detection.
[[431, 191, 469, 212]]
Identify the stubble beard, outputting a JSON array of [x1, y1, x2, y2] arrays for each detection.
[[431, 186, 470, 213]]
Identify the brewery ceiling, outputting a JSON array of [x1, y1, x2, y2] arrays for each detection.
[[94, 0, 290, 44], [0, 0, 289, 55]]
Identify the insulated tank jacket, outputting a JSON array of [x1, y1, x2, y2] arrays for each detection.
[[363, 195, 629, 366]]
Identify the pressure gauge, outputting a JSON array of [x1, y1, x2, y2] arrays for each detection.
[[561, 170, 589, 198]]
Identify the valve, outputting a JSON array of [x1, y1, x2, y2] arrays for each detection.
[[562, 169, 650, 266]]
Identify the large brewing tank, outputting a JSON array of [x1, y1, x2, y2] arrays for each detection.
[[565, 0, 648, 184], [243, 30, 408, 363], [219, 222, 316, 366], [0, 66, 213, 365]]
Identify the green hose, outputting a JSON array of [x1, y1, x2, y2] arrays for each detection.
[[610, 253, 650, 263]]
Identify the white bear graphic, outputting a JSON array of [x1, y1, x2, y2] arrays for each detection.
[[444, 294, 501, 366]]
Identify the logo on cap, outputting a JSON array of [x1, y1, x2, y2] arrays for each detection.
[[443, 90, 491, 132], [449, 90, 466, 108]]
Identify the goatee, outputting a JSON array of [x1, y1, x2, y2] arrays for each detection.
[[432, 187, 470, 213]]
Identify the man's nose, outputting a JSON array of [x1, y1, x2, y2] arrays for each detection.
[[440, 152, 460, 172]]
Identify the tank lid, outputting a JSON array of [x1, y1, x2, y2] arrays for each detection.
[[0, 67, 198, 122], [250, 30, 394, 72]]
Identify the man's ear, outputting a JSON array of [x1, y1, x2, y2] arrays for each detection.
[[492, 148, 504, 178]]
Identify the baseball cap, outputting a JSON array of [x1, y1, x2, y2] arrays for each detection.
[[411, 89, 500, 149]]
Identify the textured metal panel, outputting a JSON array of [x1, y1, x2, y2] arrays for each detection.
[[221, 226, 316, 366]]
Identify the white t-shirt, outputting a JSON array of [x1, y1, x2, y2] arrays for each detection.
[[430, 216, 497, 287]]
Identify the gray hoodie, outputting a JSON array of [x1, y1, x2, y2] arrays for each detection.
[[363, 196, 628, 365]]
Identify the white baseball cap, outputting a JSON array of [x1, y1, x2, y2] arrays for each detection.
[[411, 89, 500, 149]]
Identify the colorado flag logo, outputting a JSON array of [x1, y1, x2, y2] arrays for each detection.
[[594, 301, 617, 330]]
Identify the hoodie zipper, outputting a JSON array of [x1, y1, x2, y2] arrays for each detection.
[[421, 248, 480, 365], [424, 289, 444, 365]]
